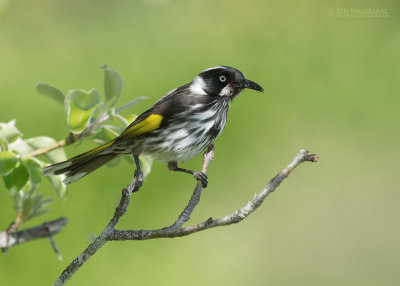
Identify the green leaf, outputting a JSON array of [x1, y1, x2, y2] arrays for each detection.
[[0, 120, 22, 143], [92, 126, 120, 145], [31, 208, 51, 219], [2, 162, 29, 193], [20, 193, 53, 221], [46, 147, 67, 164], [23, 158, 43, 185], [125, 114, 137, 124], [22, 196, 33, 220], [0, 135, 8, 151], [26, 136, 67, 163], [67, 89, 101, 111], [26, 136, 54, 149], [25, 181, 38, 196], [65, 89, 101, 134], [108, 108, 129, 127], [66, 102, 95, 134], [102, 65, 123, 106], [30, 194, 53, 219], [115, 96, 147, 113], [102, 126, 120, 139], [0, 151, 19, 176], [12, 190, 25, 212], [47, 175, 68, 201], [9, 138, 34, 155], [36, 82, 65, 105]]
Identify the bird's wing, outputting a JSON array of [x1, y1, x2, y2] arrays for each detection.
[[114, 84, 189, 142], [112, 92, 179, 144], [115, 83, 214, 143], [117, 113, 164, 141]]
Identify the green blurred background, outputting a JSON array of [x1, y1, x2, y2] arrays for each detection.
[[1, 0, 399, 285]]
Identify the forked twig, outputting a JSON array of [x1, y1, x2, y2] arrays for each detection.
[[53, 148, 318, 285]]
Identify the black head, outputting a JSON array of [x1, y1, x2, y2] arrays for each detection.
[[189, 66, 264, 98]]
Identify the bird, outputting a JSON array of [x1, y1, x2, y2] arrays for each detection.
[[43, 66, 264, 187]]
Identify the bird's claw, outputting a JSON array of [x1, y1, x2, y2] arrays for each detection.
[[133, 169, 144, 187], [193, 171, 208, 188]]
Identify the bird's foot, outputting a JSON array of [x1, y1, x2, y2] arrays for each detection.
[[193, 171, 208, 188], [133, 169, 144, 188]]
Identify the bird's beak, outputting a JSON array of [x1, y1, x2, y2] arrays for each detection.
[[237, 79, 264, 92]]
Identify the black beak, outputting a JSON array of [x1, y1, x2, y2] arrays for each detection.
[[238, 79, 264, 92]]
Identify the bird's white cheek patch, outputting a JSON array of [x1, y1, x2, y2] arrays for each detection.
[[219, 85, 232, 96], [189, 76, 207, 95]]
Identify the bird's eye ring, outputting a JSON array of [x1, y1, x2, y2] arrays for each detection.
[[219, 75, 227, 82]]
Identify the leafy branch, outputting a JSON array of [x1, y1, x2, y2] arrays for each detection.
[[53, 147, 318, 285], [0, 66, 151, 255]]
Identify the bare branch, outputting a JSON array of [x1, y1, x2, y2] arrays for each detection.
[[168, 144, 214, 230], [108, 149, 318, 240], [53, 149, 318, 286], [53, 175, 144, 286], [0, 217, 68, 249]]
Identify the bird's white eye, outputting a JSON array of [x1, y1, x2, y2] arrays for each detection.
[[219, 75, 226, 82]]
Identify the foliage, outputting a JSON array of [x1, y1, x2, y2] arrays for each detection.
[[0, 66, 151, 227]]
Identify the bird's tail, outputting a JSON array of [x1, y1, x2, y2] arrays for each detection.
[[43, 140, 118, 184]]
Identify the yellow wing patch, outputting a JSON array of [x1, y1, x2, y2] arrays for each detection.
[[84, 140, 115, 156], [120, 114, 163, 139], [75, 114, 162, 157]]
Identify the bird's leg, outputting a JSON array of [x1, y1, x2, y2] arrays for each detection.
[[168, 161, 208, 188], [132, 154, 144, 187]]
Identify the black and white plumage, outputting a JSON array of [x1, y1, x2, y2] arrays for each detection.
[[44, 66, 264, 187]]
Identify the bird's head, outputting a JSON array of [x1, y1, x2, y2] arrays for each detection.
[[190, 66, 264, 98]]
